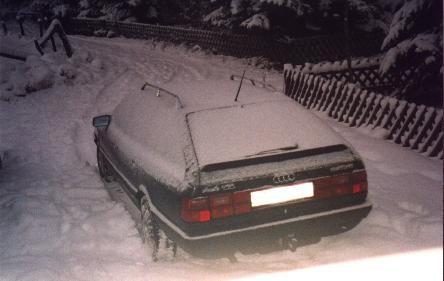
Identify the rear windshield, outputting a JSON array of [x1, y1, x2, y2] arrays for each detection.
[[187, 101, 346, 168]]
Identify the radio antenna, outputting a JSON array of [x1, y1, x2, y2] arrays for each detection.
[[234, 69, 246, 102]]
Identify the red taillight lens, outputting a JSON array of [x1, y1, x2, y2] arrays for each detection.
[[181, 209, 211, 222], [314, 171, 368, 199], [351, 171, 367, 182], [315, 174, 350, 189], [182, 197, 208, 210], [210, 194, 233, 219], [233, 191, 250, 203], [233, 191, 251, 214], [210, 194, 232, 207], [181, 197, 210, 222], [181, 191, 252, 222], [211, 205, 233, 219], [351, 171, 368, 193], [333, 185, 350, 196]]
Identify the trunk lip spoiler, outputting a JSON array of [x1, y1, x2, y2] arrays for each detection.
[[199, 144, 350, 173]]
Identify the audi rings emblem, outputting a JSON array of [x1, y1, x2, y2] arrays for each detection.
[[273, 174, 296, 184]]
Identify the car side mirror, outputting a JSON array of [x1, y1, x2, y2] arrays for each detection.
[[93, 115, 111, 128]]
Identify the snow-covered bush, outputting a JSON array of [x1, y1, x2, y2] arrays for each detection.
[[203, 7, 232, 27], [0, 50, 104, 100], [241, 13, 270, 30], [26, 63, 54, 92], [380, 0, 443, 105]]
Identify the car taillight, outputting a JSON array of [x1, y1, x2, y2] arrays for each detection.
[[181, 191, 252, 222], [210, 193, 233, 219], [181, 197, 211, 222], [314, 171, 367, 199], [181, 171, 367, 223], [233, 191, 251, 215]]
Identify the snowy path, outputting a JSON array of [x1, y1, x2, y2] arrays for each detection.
[[0, 35, 442, 281]]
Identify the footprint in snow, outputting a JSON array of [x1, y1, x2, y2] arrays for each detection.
[[398, 201, 429, 216]]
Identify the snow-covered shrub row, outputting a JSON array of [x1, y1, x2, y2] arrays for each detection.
[[0, 50, 103, 101], [283, 65, 443, 158]]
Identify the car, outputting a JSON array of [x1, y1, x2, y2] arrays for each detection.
[[93, 77, 371, 260]]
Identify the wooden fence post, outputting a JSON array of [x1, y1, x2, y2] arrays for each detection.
[[1, 21, 6, 35], [393, 103, 417, 144], [17, 15, 25, 35], [402, 106, 426, 147]]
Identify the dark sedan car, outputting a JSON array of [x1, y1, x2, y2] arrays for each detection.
[[93, 78, 371, 260]]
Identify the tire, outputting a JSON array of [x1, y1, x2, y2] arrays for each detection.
[[97, 146, 114, 182], [140, 195, 177, 262]]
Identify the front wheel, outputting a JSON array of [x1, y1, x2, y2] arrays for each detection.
[[140, 195, 177, 262]]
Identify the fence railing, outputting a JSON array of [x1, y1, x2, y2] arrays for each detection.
[[64, 17, 383, 65], [284, 65, 443, 159]]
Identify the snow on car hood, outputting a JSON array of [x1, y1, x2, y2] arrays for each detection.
[[187, 101, 347, 167]]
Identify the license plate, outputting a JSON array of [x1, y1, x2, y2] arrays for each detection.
[[251, 182, 314, 207]]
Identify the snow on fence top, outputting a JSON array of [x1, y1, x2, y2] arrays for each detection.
[[293, 56, 382, 73], [287, 57, 418, 97]]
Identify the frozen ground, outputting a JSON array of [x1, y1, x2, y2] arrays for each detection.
[[0, 33, 442, 281]]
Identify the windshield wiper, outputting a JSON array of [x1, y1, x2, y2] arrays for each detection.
[[245, 144, 299, 158]]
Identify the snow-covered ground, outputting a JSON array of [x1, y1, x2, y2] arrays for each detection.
[[0, 33, 442, 281]]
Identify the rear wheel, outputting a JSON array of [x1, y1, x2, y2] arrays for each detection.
[[97, 146, 114, 182], [140, 195, 177, 262]]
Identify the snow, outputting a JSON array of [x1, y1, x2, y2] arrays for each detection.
[[110, 84, 188, 190], [286, 57, 381, 74], [53, 4, 69, 18], [0, 30, 442, 280], [203, 7, 231, 27], [231, 0, 245, 15], [188, 101, 345, 167], [381, 0, 429, 50], [380, 32, 440, 74], [241, 13, 271, 30], [234, 248, 442, 281]]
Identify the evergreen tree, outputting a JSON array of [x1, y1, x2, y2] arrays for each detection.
[[380, 0, 443, 106]]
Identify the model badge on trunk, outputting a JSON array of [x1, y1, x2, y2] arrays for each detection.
[[202, 183, 236, 194], [330, 163, 354, 172]]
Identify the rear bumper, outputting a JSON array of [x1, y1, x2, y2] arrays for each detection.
[[157, 198, 372, 243]]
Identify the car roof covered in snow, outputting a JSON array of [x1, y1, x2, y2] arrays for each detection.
[[110, 78, 348, 189], [160, 78, 286, 112], [142, 78, 348, 167]]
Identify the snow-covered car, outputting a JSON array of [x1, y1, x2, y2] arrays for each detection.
[[93, 78, 371, 260]]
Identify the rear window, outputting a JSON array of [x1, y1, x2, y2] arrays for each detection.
[[187, 101, 345, 167]]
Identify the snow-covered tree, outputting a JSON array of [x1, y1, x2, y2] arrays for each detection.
[[380, 0, 443, 105], [203, 0, 313, 33], [315, 0, 386, 33], [203, 0, 387, 36]]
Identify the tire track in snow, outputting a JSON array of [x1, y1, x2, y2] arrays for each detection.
[[72, 36, 209, 84]]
